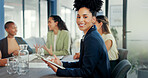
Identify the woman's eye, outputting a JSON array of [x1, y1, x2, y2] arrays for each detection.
[[77, 16, 80, 18], [84, 17, 87, 18]]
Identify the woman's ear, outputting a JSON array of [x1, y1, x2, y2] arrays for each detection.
[[5, 28, 8, 32], [55, 21, 58, 26], [100, 22, 103, 26]]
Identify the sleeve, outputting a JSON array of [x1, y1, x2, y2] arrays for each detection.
[[103, 34, 113, 42], [19, 37, 33, 54], [56, 37, 101, 77], [62, 61, 79, 68], [52, 32, 71, 56]]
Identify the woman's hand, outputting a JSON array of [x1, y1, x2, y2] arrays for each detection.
[[0, 59, 7, 66], [52, 55, 62, 66], [34, 44, 41, 53], [73, 53, 80, 59], [12, 50, 19, 56], [42, 55, 61, 72], [42, 45, 53, 55]]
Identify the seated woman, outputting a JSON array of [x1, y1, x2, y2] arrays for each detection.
[[74, 15, 119, 70], [42, 15, 71, 56], [0, 21, 33, 59]]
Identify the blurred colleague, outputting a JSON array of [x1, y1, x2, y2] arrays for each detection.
[[95, 15, 118, 61], [0, 21, 33, 59], [42, 15, 71, 56], [42, 0, 110, 77]]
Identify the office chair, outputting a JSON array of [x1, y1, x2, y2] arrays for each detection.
[[118, 48, 128, 61], [111, 59, 131, 78], [110, 48, 128, 72]]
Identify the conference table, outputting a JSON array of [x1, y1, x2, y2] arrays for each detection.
[[0, 55, 80, 78]]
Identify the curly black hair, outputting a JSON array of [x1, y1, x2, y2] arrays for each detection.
[[73, 0, 103, 16]]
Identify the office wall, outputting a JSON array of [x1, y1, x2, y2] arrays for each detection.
[[0, 0, 5, 40]]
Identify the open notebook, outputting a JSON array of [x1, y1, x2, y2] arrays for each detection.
[[36, 54, 65, 69]]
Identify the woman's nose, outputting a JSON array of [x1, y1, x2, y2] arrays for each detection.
[[79, 17, 84, 22]]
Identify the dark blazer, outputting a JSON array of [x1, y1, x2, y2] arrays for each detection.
[[56, 25, 111, 78], [0, 37, 33, 59]]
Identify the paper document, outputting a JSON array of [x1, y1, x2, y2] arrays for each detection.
[[36, 54, 65, 69], [46, 56, 64, 60]]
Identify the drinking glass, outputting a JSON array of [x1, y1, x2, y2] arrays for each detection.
[[6, 57, 18, 74]]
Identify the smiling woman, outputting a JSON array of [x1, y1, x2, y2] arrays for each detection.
[[41, 0, 111, 77], [0, 21, 33, 59]]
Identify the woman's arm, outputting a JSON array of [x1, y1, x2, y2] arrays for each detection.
[[105, 40, 112, 52], [0, 51, 7, 66]]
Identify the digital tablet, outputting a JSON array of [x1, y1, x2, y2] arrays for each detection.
[[36, 54, 65, 69]]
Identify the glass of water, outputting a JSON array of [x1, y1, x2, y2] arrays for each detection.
[[37, 48, 44, 59], [6, 57, 18, 74]]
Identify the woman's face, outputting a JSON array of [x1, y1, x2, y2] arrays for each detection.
[[76, 7, 96, 34], [6, 23, 17, 36], [48, 17, 57, 30]]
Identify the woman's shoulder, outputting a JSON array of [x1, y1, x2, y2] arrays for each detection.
[[61, 30, 69, 33], [61, 30, 70, 35], [0, 37, 7, 42], [102, 33, 114, 39], [15, 37, 23, 39]]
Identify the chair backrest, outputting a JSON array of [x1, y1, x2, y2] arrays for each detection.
[[111, 60, 131, 78], [118, 48, 128, 61]]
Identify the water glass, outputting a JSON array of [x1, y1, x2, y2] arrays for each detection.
[[37, 48, 44, 59], [6, 57, 18, 74], [40, 48, 44, 56], [17, 59, 29, 75]]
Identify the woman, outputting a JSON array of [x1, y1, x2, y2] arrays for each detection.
[[42, 0, 110, 77], [95, 15, 118, 60], [74, 15, 119, 61], [0, 21, 33, 59], [96, 15, 119, 71], [43, 15, 71, 56]]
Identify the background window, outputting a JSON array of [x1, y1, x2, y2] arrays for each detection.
[[24, 0, 39, 38], [4, 0, 48, 39], [40, 0, 48, 39], [4, 0, 23, 37]]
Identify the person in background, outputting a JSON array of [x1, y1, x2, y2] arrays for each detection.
[[41, 15, 71, 56], [74, 15, 119, 70], [95, 15, 118, 60], [0, 21, 33, 59], [42, 0, 110, 77]]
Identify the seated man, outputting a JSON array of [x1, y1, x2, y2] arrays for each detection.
[[0, 21, 33, 59]]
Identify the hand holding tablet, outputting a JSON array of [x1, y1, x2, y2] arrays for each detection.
[[36, 54, 65, 69]]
